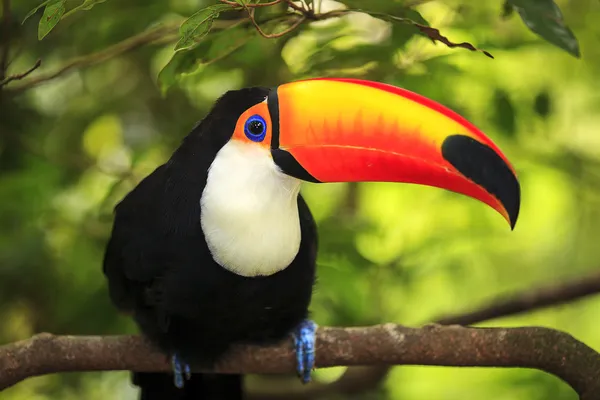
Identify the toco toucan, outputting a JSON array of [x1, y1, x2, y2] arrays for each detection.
[[103, 78, 520, 399]]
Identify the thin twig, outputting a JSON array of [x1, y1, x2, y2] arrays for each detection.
[[1, 0, 11, 82], [249, 11, 305, 38], [220, 0, 284, 7], [7, 23, 179, 93], [434, 270, 600, 326], [284, 0, 307, 14], [252, 269, 600, 399], [0, 59, 41, 87], [1, 325, 599, 399], [235, 0, 311, 38]]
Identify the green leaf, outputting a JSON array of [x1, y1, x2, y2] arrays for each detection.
[[501, 0, 514, 18], [62, 0, 108, 18], [343, 0, 418, 17], [350, 8, 429, 42], [159, 27, 254, 94], [492, 89, 517, 138], [22, 0, 59, 24], [508, 0, 580, 58], [351, 7, 429, 27], [357, 8, 492, 58], [309, 45, 384, 72], [76, 0, 107, 11], [534, 90, 552, 117], [175, 4, 234, 52], [38, 0, 66, 39]]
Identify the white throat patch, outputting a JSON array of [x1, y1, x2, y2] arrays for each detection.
[[200, 140, 302, 277]]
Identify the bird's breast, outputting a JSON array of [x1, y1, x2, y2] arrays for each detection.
[[200, 140, 303, 277]]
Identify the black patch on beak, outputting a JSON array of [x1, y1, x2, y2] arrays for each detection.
[[272, 149, 320, 183], [441, 134, 521, 229], [268, 87, 280, 149]]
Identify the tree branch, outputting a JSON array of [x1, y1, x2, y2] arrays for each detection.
[[250, 270, 600, 399], [6, 23, 179, 93], [1, 325, 599, 399], [0, 0, 10, 82], [434, 270, 600, 326], [0, 59, 41, 87]]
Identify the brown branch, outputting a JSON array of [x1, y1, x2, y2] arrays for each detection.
[[220, 0, 284, 7], [434, 270, 600, 326], [257, 269, 600, 399], [0, 0, 10, 82], [6, 23, 179, 93], [249, 13, 305, 39], [1, 325, 599, 398], [2, 3, 491, 94], [0, 59, 41, 87], [283, 0, 308, 14], [415, 23, 494, 59]]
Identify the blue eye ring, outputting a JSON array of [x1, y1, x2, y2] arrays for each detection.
[[244, 114, 267, 142]]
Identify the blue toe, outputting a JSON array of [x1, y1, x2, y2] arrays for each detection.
[[184, 362, 192, 380], [293, 319, 317, 383], [171, 353, 191, 389]]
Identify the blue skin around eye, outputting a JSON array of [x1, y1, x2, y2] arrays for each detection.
[[244, 115, 267, 142]]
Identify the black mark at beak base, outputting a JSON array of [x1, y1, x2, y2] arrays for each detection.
[[268, 88, 280, 150], [272, 149, 320, 183], [441, 134, 521, 229], [268, 86, 320, 183]]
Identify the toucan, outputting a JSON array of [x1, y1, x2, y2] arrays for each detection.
[[103, 78, 520, 400]]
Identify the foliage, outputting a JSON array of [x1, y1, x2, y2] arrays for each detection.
[[1, 0, 599, 399], [507, 0, 580, 57]]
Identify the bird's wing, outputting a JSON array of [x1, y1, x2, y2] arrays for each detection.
[[102, 165, 175, 314]]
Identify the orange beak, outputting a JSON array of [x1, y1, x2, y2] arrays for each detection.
[[268, 78, 521, 229]]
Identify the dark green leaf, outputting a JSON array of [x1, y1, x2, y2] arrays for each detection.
[[22, 0, 60, 24], [359, 8, 492, 58], [387, 10, 428, 43], [508, 0, 580, 58], [398, 8, 429, 26], [304, 9, 427, 75], [501, 1, 514, 18], [344, 0, 425, 19], [175, 4, 235, 52], [204, 26, 254, 61], [159, 27, 254, 94], [38, 0, 66, 40], [309, 45, 384, 71], [492, 89, 516, 138], [534, 91, 552, 117], [352, 8, 429, 27]]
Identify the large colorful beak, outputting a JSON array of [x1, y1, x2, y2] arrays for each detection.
[[268, 78, 521, 229]]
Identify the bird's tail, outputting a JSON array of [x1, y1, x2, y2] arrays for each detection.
[[133, 372, 244, 400]]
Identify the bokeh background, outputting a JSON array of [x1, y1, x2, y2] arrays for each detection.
[[1, 0, 599, 399]]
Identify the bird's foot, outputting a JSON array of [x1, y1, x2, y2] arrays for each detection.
[[292, 319, 317, 383], [171, 353, 192, 388]]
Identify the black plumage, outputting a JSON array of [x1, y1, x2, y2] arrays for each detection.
[[103, 87, 318, 399]]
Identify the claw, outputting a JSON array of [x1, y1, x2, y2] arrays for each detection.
[[171, 353, 191, 388], [184, 362, 192, 380], [292, 319, 317, 383]]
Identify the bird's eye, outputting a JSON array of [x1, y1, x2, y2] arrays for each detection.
[[244, 115, 267, 142]]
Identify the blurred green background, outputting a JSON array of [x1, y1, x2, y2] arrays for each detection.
[[1, 0, 599, 399]]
